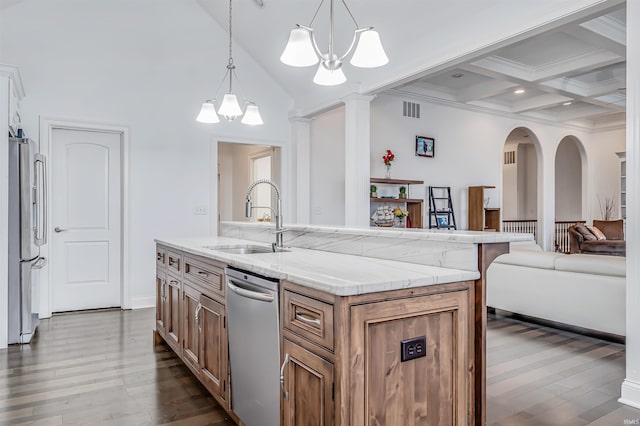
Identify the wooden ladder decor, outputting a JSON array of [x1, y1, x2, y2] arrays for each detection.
[[428, 186, 457, 230]]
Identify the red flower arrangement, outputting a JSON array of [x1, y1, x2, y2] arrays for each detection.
[[382, 149, 395, 166]]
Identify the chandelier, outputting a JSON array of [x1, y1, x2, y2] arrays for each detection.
[[197, 0, 263, 125], [280, 0, 388, 86]]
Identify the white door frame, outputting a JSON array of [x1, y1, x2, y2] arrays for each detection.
[[38, 117, 131, 317], [210, 135, 289, 235]]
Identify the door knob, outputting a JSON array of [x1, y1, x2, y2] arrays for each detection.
[[54, 227, 66, 233]]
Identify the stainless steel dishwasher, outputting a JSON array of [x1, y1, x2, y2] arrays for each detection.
[[226, 267, 280, 426]]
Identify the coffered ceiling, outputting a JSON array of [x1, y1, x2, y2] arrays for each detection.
[[196, 0, 625, 127], [392, 6, 626, 130]]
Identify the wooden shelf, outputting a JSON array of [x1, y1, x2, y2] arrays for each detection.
[[370, 197, 423, 203], [468, 186, 500, 231], [370, 178, 424, 229], [370, 178, 424, 185]]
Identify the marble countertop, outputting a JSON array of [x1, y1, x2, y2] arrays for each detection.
[[155, 236, 480, 296], [221, 221, 534, 244]]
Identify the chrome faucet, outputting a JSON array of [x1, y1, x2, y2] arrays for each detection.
[[245, 179, 285, 251]]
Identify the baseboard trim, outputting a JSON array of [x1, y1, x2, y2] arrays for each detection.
[[131, 296, 155, 310], [488, 307, 625, 344], [620, 380, 640, 409]]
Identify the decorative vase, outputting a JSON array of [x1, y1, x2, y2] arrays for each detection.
[[385, 164, 391, 178]]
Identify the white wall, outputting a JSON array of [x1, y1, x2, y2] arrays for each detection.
[[521, 143, 538, 220], [587, 128, 626, 221], [502, 141, 518, 220], [310, 92, 625, 249], [555, 138, 582, 221], [0, 0, 292, 310], [310, 107, 345, 225]]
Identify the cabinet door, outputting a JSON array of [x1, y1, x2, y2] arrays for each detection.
[[350, 290, 471, 426], [165, 276, 181, 354], [155, 270, 166, 337], [182, 283, 201, 376], [282, 339, 334, 426], [199, 294, 227, 405]]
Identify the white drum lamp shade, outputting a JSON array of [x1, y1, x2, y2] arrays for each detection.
[[196, 101, 220, 123]]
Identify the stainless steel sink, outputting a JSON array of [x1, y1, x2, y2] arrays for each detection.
[[203, 244, 288, 254]]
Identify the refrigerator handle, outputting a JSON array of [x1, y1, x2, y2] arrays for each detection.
[[34, 153, 47, 246]]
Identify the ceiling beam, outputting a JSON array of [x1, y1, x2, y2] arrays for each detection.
[[511, 93, 572, 113], [456, 80, 517, 103]]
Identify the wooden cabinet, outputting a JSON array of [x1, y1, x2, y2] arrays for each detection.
[[468, 186, 500, 231], [349, 291, 471, 425], [370, 178, 424, 228], [155, 244, 231, 417], [165, 274, 182, 355], [282, 339, 334, 426], [281, 280, 474, 426], [181, 282, 201, 376], [199, 294, 227, 404], [155, 269, 166, 338]]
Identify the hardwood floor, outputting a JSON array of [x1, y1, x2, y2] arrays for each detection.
[[487, 314, 640, 426], [0, 308, 234, 426], [1, 308, 639, 425]]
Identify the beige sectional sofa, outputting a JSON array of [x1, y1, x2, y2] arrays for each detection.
[[487, 242, 626, 337]]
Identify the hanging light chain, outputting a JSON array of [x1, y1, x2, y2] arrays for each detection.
[[308, 0, 325, 27], [227, 0, 234, 94], [228, 0, 233, 65], [340, 0, 359, 28]]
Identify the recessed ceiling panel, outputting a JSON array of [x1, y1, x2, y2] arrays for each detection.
[[494, 32, 600, 68], [483, 87, 547, 106], [594, 93, 626, 107], [417, 69, 492, 91], [569, 63, 625, 84], [539, 101, 607, 115]]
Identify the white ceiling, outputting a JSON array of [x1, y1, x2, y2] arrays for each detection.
[[395, 5, 626, 130], [196, 0, 626, 126]]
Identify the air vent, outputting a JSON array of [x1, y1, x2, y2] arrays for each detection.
[[504, 151, 516, 165], [403, 101, 420, 119]]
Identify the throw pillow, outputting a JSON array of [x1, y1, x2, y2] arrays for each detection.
[[574, 223, 597, 241], [587, 225, 607, 240]]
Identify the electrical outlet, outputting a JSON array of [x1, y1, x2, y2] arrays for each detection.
[[401, 336, 427, 362], [194, 205, 208, 215], [313, 206, 322, 215]]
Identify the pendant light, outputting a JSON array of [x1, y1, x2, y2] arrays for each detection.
[[280, 0, 388, 86], [196, 0, 263, 125]]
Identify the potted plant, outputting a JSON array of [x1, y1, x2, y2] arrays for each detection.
[[399, 186, 407, 199], [370, 184, 378, 198]]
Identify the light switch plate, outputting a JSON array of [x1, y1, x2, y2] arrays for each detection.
[[194, 205, 208, 215]]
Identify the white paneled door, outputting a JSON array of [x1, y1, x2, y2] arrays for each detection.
[[51, 129, 121, 312]]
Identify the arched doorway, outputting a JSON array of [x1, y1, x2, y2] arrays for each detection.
[[554, 136, 586, 252], [502, 127, 540, 242]]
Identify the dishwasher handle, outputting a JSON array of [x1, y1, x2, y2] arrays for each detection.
[[227, 279, 275, 303]]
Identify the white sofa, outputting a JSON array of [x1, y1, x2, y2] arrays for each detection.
[[487, 241, 626, 337]]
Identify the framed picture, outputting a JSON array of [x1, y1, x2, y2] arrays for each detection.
[[437, 216, 448, 226], [416, 136, 435, 158], [416, 136, 436, 157]]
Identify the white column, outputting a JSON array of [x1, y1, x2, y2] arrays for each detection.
[[0, 76, 9, 349], [289, 117, 312, 224], [342, 94, 375, 227], [537, 145, 555, 251], [620, 0, 640, 410]]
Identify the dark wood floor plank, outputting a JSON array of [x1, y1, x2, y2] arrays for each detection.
[[487, 314, 640, 426], [2, 307, 639, 425]]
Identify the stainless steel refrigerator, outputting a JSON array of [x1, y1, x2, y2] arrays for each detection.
[[8, 137, 47, 344]]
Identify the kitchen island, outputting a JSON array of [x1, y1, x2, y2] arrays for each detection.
[[154, 223, 531, 425]]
